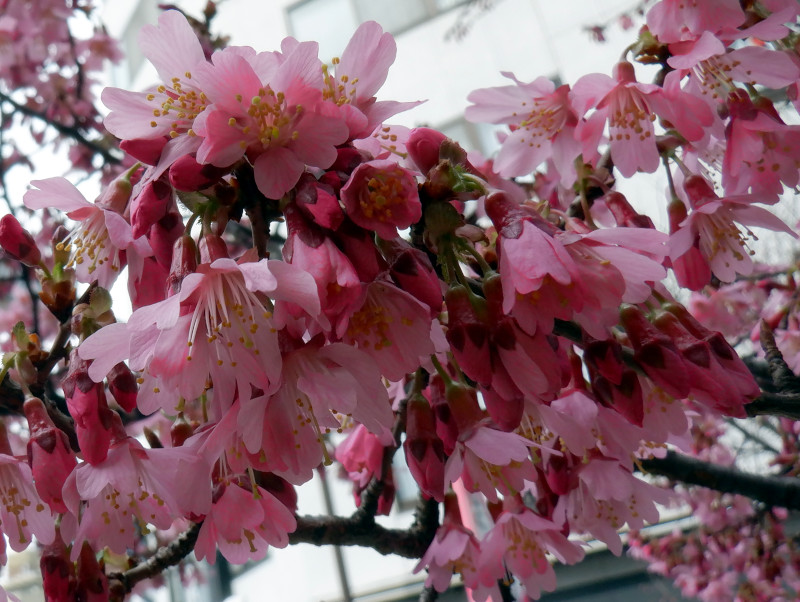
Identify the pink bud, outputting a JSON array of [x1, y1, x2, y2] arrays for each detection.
[[604, 192, 655, 228], [167, 235, 198, 294], [199, 233, 229, 263], [444, 285, 492, 386], [76, 542, 109, 602], [407, 127, 447, 173], [120, 136, 168, 165], [40, 528, 76, 601], [383, 239, 443, 316], [24, 397, 77, 513], [613, 60, 637, 84], [62, 350, 114, 464], [0, 214, 41, 266], [169, 154, 227, 191], [294, 173, 344, 230], [149, 210, 185, 269], [404, 396, 445, 502], [131, 179, 173, 238], [619, 305, 690, 398], [108, 363, 138, 412], [683, 175, 716, 208]]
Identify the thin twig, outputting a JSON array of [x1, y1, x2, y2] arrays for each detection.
[[107, 522, 203, 601], [0, 90, 121, 165]]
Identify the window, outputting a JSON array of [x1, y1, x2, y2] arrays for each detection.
[[287, 0, 469, 58]]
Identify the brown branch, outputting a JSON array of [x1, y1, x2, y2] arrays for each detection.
[[745, 392, 800, 420], [107, 522, 203, 601], [0, 90, 121, 165], [640, 450, 800, 509], [760, 320, 800, 394], [290, 495, 440, 559]]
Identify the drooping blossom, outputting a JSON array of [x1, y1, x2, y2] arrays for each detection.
[[236, 338, 394, 484], [413, 494, 501, 600], [480, 495, 585, 600], [24, 176, 150, 289], [343, 279, 441, 382], [572, 61, 710, 177], [669, 175, 796, 284], [194, 476, 296, 565], [0, 423, 55, 560], [79, 237, 319, 416], [466, 74, 582, 183], [61, 417, 210, 560]]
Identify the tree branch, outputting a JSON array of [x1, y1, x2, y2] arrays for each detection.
[[0, 90, 121, 165], [640, 450, 800, 509], [291, 495, 440, 559], [107, 521, 203, 601]]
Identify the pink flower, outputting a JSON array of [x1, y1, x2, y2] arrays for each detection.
[[466, 74, 581, 182], [723, 91, 800, 197], [194, 478, 296, 564], [343, 280, 439, 381], [555, 458, 670, 555], [322, 21, 420, 139], [336, 425, 395, 514], [283, 204, 361, 335], [572, 62, 710, 178], [24, 177, 149, 289], [669, 175, 796, 283], [237, 339, 394, 483], [340, 159, 422, 239], [101, 10, 208, 144], [480, 497, 585, 600], [61, 422, 210, 560], [0, 425, 55, 558], [79, 243, 319, 417], [485, 192, 581, 332], [413, 494, 500, 600], [192, 43, 349, 199], [646, 0, 745, 43]]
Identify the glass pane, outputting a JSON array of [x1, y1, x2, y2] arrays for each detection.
[[287, 0, 358, 60], [354, 0, 428, 34]]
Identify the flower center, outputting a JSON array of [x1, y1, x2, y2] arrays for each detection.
[[56, 211, 120, 276], [362, 169, 407, 222], [346, 303, 394, 350], [149, 73, 208, 137]]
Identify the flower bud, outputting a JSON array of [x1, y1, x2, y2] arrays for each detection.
[[24, 397, 77, 513], [169, 154, 227, 191], [120, 136, 168, 165], [131, 178, 173, 238], [0, 215, 41, 266], [407, 127, 447, 174], [40, 528, 76, 601], [403, 395, 445, 501], [619, 304, 690, 398], [76, 542, 109, 602], [199, 233, 229, 263], [108, 362, 138, 412], [167, 235, 198, 294], [382, 238, 443, 315]]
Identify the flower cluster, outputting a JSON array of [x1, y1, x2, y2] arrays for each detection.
[[3, 1, 800, 600]]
